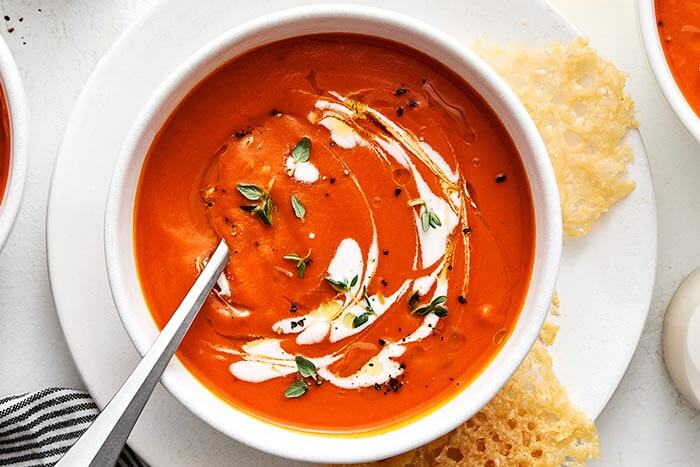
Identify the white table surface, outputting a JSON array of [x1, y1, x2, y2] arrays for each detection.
[[0, 0, 697, 465]]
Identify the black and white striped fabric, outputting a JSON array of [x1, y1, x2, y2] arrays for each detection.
[[0, 388, 147, 466]]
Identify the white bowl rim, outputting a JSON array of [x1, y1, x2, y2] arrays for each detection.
[[638, 0, 700, 143], [0, 35, 28, 253], [105, 4, 562, 463]]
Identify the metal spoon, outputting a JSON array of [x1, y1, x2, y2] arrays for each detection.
[[56, 239, 229, 467]]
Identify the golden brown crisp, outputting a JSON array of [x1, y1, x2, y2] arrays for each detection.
[[350, 344, 598, 467], [475, 38, 637, 237]]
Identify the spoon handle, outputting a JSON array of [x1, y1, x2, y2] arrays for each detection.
[[56, 240, 229, 467]]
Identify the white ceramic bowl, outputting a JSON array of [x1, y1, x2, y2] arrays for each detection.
[[0, 35, 27, 253], [105, 5, 562, 463], [638, 0, 700, 143]]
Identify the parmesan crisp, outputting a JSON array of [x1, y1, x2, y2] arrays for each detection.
[[354, 344, 599, 467], [539, 321, 560, 346], [475, 38, 637, 237]]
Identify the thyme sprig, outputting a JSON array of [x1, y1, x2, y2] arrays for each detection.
[[410, 295, 448, 317], [325, 274, 359, 294], [408, 199, 441, 232], [362, 286, 375, 313], [237, 179, 275, 226], [283, 250, 312, 278], [284, 355, 320, 399], [352, 286, 376, 328]]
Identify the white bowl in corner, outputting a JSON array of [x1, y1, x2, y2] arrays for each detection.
[[104, 4, 562, 464], [0, 35, 28, 253], [638, 0, 700, 143]]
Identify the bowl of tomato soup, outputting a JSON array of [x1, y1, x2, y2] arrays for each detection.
[[0, 35, 27, 253], [640, 0, 700, 142], [105, 5, 561, 463]]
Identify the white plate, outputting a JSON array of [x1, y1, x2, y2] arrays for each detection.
[[46, 0, 657, 465]]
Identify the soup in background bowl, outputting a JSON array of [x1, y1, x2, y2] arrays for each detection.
[[639, 0, 700, 142], [0, 34, 28, 253], [0, 88, 9, 204], [105, 5, 561, 463]]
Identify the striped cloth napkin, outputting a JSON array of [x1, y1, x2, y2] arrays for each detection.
[[0, 388, 146, 466]]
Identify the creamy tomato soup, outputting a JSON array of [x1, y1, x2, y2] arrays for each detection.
[[134, 35, 535, 432], [0, 88, 9, 204], [656, 0, 700, 115]]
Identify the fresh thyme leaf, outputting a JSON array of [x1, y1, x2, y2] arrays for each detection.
[[295, 355, 317, 379], [429, 211, 442, 228], [431, 295, 447, 306], [363, 286, 375, 313], [408, 291, 421, 309], [284, 380, 309, 399], [283, 250, 311, 278], [409, 295, 448, 317], [291, 194, 306, 220], [421, 209, 431, 232], [238, 180, 275, 226], [291, 137, 311, 163], [236, 183, 263, 201], [325, 276, 350, 293], [255, 196, 274, 226], [325, 274, 359, 293], [412, 199, 440, 232], [410, 304, 432, 316], [353, 312, 371, 328]]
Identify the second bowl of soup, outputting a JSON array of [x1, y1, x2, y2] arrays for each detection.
[[640, 0, 700, 142], [105, 5, 561, 463], [0, 34, 28, 253]]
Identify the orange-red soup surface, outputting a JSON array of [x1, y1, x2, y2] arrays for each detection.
[[656, 0, 700, 115], [0, 88, 9, 203], [134, 35, 535, 432]]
